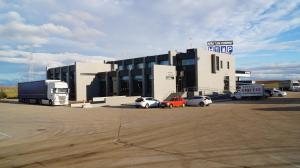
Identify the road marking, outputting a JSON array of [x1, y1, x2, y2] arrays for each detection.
[[0, 131, 11, 138]]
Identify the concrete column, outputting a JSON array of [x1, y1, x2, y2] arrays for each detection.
[[168, 50, 177, 65]]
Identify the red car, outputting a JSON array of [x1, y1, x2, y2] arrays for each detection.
[[160, 96, 186, 108]]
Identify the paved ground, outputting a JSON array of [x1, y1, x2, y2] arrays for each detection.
[[0, 92, 300, 168]]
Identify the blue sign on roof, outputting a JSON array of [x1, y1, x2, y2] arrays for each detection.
[[207, 41, 233, 54]]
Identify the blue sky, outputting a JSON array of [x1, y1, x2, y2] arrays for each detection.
[[0, 0, 300, 85]]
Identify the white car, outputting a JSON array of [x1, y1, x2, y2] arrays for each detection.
[[272, 89, 287, 97], [135, 97, 160, 108], [186, 96, 212, 107]]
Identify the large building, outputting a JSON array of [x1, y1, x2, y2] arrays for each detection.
[[47, 48, 236, 101]]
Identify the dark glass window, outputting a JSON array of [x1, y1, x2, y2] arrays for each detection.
[[126, 64, 133, 70], [133, 75, 143, 80], [136, 63, 144, 69], [121, 76, 129, 80], [182, 59, 195, 66], [211, 54, 216, 73], [118, 65, 124, 70], [159, 60, 169, 65], [216, 56, 220, 71], [221, 61, 223, 69], [227, 61, 230, 69], [147, 62, 156, 68]]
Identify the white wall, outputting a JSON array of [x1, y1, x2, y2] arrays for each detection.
[[75, 62, 111, 101], [197, 49, 236, 94], [153, 65, 176, 101]]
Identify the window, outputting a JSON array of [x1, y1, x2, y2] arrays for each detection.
[[227, 61, 230, 69], [159, 60, 169, 65], [126, 64, 133, 70], [118, 65, 124, 71], [133, 75, 143, 80], [182, 59, 195, 66], [53, 88, 68, 93], [221, 61, 223, 69], [136, 63, 144, 69], [147, 62, 156, 68], [216, 56, 220, 70], [211, 54, 216, 73], [121, 76, 129, 80]]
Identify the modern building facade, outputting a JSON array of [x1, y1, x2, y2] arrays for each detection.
[[47, 62, 112, 101], [47, 48, 236, 101]]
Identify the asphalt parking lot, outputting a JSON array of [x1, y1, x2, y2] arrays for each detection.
[[0, 92, 300, 168]]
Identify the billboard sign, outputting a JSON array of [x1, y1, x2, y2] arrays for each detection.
[[207, 41, 233, 54]]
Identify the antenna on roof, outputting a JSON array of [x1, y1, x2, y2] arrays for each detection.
[[189, 36, 193, 48]]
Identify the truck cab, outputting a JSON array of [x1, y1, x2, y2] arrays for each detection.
[[47, 81, 69, 105]]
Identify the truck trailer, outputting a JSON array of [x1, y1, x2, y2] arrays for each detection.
[[18, 80, 69, 105], [279, 80, 300, 91], [231, 84, 267, 100]]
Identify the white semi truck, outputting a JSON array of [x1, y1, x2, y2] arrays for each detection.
[[231, 84, 267, 100], [18, 80, 69, 105], [279, 80, 300, 91]]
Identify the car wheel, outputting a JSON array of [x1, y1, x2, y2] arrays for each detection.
[[199, 102, 205, 107], [157, 103, 160, 108], [279, 94, 283, 97], [169, 104, 173, 108], [145, 103, 149, 109]]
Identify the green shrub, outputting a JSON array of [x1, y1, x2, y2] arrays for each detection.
[[0, 91, 7, 99]]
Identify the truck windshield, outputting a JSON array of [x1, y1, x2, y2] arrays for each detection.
[[53, 88, 68, 93], [293, 83, 300, 86]]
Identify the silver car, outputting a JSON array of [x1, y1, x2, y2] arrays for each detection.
[[135, 97, 160, 108], [186, 96, 212, 107]]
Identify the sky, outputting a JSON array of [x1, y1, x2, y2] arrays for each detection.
[[0, 0, 300, 85]]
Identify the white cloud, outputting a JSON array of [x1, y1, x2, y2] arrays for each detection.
[[0, 21, 71, 46], [246, 62, 300, 80], [0, 11, 24, 22], [50, 11, 105, 41], [0, 11, 71, 47], [0, 50, 113, 68]]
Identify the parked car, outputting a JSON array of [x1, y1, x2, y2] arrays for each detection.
[[186, 96, 212, 107], [272, 89, 287, 97], [135, 97, 160, 108], [160, 96, 186, 108]]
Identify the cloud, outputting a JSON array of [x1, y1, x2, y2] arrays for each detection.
[[50, 11, 105, 41], [246, 62, 300, 80], [0, 11, 24, 22], [0, 50, 113, 68], [0, 11, 71, 46]]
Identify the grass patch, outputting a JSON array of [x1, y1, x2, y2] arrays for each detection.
[[0, 86, 18, 99]]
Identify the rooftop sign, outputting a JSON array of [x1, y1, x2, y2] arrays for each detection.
[[207, 40, 233, 54]]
